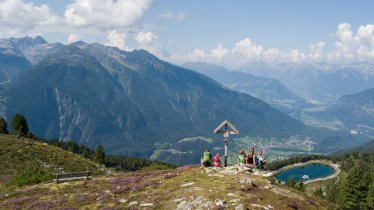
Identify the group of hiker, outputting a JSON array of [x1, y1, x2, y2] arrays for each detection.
[[201, 147, 266, 170]]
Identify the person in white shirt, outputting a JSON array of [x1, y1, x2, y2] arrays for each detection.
[[257, 151, 266, 170]]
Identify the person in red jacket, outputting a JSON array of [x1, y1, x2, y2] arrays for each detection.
[[213, 153, 221, 167]]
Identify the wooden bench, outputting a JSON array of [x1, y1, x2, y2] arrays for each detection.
[[53, 171, 92, 183]]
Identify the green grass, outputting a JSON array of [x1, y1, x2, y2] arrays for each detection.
[[6, 165, 53, 187], [0, 134, 103, 186]]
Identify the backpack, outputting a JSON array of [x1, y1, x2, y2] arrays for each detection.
[[203, 152, 211, 162], [239, 154, 245, 163]]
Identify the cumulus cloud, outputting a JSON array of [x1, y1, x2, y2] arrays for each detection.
[[309, 41, 325, 60], [168, 23, 374, 66], [162, 11, 185, 20], [168, 38, 309, 67], [0, 0, 59, 36], [328, 23, 374, 62], [67, 33, 82, 43], [105, 30, 130, 51], [65, 0, 153, 31], [135, 32, 161, 54]]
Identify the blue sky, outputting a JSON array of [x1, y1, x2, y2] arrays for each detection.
[[1, 0, 374, 67]]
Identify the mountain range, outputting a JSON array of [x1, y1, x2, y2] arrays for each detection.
[[183, 62, 311, 115], [310, 88, 374, 138], [239, 62, 374, 103], [0, 36, 369, 164], [0, 37, 310, 158]]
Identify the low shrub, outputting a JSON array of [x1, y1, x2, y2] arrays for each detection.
[[6, 165, 52, 186]]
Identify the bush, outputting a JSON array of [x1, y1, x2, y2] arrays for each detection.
[[6, 165, 52, 186], [295, 181, 305, 192], [267, 176, 277, 185], [285, 176, 296, 188]]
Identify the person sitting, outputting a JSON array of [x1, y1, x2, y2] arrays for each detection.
[[257, 151, 266, 170], [202, 148, 212, 167], [238, 149, 246, 164], [245, 147, 255, 166], [213, 153, 221, 167]]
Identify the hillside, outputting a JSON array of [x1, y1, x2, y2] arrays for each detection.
[[334, 139, 374, 155], [0, 134, 104, 185], [184, 62, 311, 114], [0, 40, 308, 160], [310, 88, 374, 138], [0, 166, 334, 209]]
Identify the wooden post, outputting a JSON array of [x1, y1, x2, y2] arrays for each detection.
[[224, 137, 228, 167], [213, 120, 239, 168], [56, 174, 59, 183], [86, 171, 89, 180]]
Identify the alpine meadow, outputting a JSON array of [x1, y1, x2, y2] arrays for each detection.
[[0, 0, 373, 209]]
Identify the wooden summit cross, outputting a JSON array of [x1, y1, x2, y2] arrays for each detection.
[[213, 120, 239, 167]]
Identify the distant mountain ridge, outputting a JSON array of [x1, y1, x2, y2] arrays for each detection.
[[311, 88, 374, 137], [0, 36, 63, 90], [239, 62, 374, 103], [183, 62, 311, 114]]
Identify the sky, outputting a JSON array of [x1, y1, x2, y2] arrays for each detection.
[[1, 0, 374, 67]]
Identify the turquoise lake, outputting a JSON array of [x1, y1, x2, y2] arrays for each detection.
[[274, 163, 336, 182]]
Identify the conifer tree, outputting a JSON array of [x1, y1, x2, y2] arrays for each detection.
[[93, 145, 105, 164], [339, 162, 369, 209], [367, 182, 374, 208], [295, 181, 305, 192], [286, 176, 296, 188], [11, 114, 29, 136], [0, 117, 9, 134]]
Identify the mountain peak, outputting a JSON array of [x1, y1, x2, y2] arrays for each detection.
[[130, 49, 158, 60], [8, 36, 47, 46]]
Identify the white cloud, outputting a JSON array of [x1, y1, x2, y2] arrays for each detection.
[[67, 33, 82, 43], [327, 23, 374, 62], [231, 38, 263, 64], [162, 11, 185, 20], [135, 32, 161, 54], [211, 44, 229, 62], [105, 30, 130, 51], [167, 23, 374, 66], [168, 38, 309, 67], [65, 0, 153, 31], [309, 41, 325, 60], [0, 0, 59, 36]]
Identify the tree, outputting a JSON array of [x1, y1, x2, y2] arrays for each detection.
[[0, 117, 9, 134], [11, 114, 29, 136], [339, 162, 369, 209], [286, 176, 297, 188], [295, 181, 305, 192], [367, 182, 374, 208], [93, 145, 105, 164]]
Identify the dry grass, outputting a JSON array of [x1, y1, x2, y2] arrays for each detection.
[[1, 165, 335, 209]]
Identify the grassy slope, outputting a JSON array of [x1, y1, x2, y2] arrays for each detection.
[[0, 134, 104, 185], [0, 166, 334, 209]]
